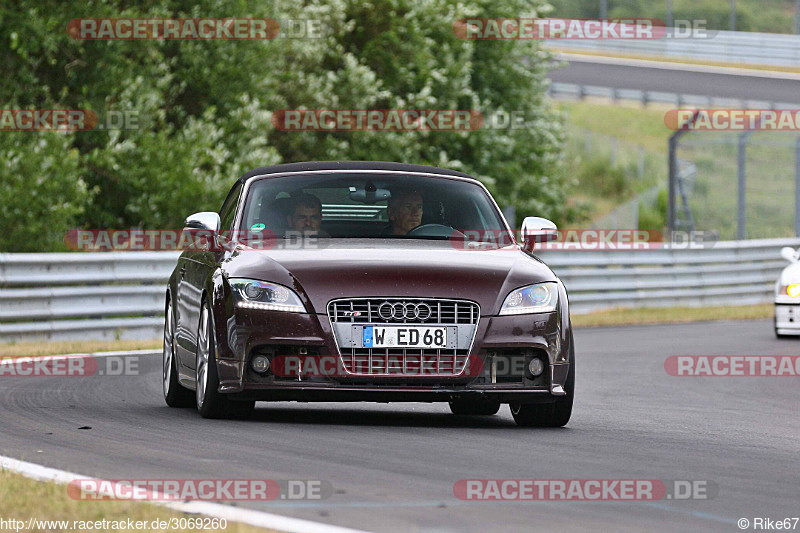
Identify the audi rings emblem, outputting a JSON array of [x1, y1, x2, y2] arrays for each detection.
[[377, 301, 432, 321]]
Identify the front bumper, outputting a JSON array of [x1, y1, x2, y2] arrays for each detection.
[[212, 305, 571, 403], [775, 300, 800, 335], [226, 385, 561, 404]]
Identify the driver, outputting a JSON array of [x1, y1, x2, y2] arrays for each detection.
[[387, 189, 423, 235], [286, 193, 323, 234]]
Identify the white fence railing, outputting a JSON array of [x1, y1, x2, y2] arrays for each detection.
[[545, 29, 800, 67], [1, 239, 796, 342]]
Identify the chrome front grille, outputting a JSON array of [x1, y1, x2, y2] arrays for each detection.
[[328, 298, 479, 324], [327, 298, 480, 377]]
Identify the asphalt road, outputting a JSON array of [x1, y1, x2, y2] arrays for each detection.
[[1, 320, 799, 533], [548, 57, 800, 105]]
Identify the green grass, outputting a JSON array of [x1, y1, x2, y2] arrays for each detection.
[[557, 101, 669, 227], [558, 101, 671, 154], [678, 133, 797, 239], [0, 470, 277, 533], [0, 339, 161, 358], [572, 303, 773, 328], [558, 100, 797, 238]]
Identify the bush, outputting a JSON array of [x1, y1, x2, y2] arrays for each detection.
[[0, 133, 90, 252], [0, 0, 566, 250], [638, 187, 667, 231]]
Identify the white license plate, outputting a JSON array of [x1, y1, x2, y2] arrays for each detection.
[[363, 326, 447, 348]]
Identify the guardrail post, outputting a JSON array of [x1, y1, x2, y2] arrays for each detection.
[[795, 0, 800, 34], [796, 136, 800, 236], [667, 111, 700, 239], [666, 0, 673, 27], [668, 135, 678, 238], [737, 131, 753, 240]]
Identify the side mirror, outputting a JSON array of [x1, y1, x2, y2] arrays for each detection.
[[184, 212, 221, 232], [520, 216, 558, 252], [781, 246, 798, 263], [184, 212, 221, 250]]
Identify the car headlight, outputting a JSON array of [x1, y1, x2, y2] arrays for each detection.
[[229, 279, 306, 312], [780, 284, 800, 297], [500, 282, 558, 315]]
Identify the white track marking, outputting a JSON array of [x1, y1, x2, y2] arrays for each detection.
[[0, 455, 369, 533]]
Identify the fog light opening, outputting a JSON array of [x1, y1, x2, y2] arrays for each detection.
[[251, 355, 271, 374], [528, 357, 545, 377]]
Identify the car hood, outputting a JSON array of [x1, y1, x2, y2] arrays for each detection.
[[221, 238, 558, 316]]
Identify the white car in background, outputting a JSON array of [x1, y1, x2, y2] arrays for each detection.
[[775, 246, 800, 337]]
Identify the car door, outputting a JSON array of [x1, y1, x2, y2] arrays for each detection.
[[175, 182, 243, 381]]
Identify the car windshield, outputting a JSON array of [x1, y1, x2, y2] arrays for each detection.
[[237, 172, 511, 242]]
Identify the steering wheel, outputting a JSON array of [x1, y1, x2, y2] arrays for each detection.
[[406, 224, 464, 239]]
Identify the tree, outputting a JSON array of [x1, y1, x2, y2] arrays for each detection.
[[0, 0, 565, 251]]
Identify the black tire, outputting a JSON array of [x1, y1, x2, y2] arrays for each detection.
[[163, 298, 194, 408], [449, 399, 501, 416], [195, 298, 255, 419], [510, 333, 575, 427]]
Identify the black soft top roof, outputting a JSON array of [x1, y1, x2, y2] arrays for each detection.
[[238, 161, 475, 183]]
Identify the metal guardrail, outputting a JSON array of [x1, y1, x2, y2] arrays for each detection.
[[545, 29, 800, 67], [1, 240, 797, 342], [538, 238, 799, 313], [0, 252, 179, 342], [548, 82, 798, 110]]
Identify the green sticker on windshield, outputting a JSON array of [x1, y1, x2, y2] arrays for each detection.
[[250, 223, 265, 232]]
